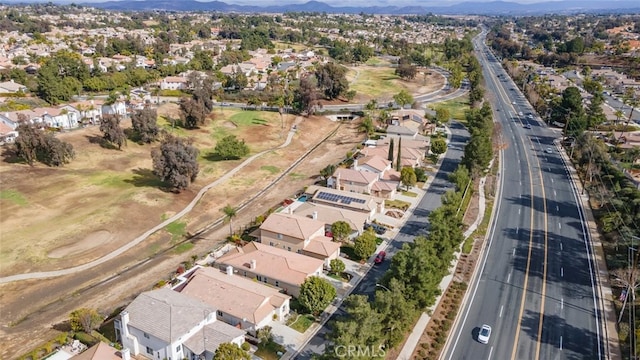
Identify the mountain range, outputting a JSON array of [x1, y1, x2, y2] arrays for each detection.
[[70, 0, 640, 15]]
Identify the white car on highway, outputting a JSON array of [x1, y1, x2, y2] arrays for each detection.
[[478, 324, 492, 344]]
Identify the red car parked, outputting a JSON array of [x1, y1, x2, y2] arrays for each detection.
[[374, 251, 386, 264]]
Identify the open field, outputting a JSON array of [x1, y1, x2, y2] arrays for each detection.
[[0, 107, 285, 275], [345, 65, 445, 104], [428, 94, 471, 121]]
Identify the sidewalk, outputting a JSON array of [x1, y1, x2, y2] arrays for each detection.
[[555, 140, 622, 360]]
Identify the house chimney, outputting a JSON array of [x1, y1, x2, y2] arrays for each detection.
[[312, 211, 318, 220], [121, 311, 129, 325], [121, 348, 131, 360], [250, 259, 256, 270], [226, 265, 233, 276]]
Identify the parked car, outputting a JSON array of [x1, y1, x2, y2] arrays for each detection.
[[374, 251, 386, 264], [478, 324, 492, 344], [524, 124, 532, 129], [545, 147, 553, 154], [364, 223, 387, 235]]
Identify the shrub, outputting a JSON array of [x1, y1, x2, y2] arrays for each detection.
[[241, 342, 250, 351], [74, 332, 99, 347]]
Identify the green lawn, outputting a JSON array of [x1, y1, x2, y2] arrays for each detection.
[[165, 221, 187, 241], [255, 340, 286, 360], [429, 95, 470, 122], [402, 191, 418, 197], [229, 111, 270, 127], [340, 246, 360, 261], [365, 57, 393, 66], [174, 242, 194, 254], [288, 314, 316, 333], [0, 189, 28, 206], [348, 67, 403, 98], [261, 165, 280, 174]]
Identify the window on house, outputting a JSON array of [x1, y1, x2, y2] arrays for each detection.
[[270, 242, 274, 246], [176, 344, 181, 353], [217, 311, 223, 317], [243, 271, 247, 277], [277, 234, 283, 240], [143, 332, 150, 339], [275, 281, 279, 287], [146, 347, 153, 354], [257, 275, 262, 281], [263, 277, 267, 283], [287, 247, 291, 251]]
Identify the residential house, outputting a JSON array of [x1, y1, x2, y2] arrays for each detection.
[[304, 185, 384, 217], [0, 80, 27, 93], [115, 288, 245, 360], [331, 168, 378, 194], [256, 212, 341, 263], [376, 137, 429, 168], [70, 342, 122, 360], [215, 241, 324, 297], [70, 100, 103, 124], [160, 76, 189, 91], [178, 266, 291, 333], [292, 201, 369, 236], [102, 101, 127, 117]]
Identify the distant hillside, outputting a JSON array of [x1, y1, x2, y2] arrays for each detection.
[[69, 0, 640, 15]]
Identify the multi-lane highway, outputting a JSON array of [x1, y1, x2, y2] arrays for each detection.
[[443, 31, 605, 359]]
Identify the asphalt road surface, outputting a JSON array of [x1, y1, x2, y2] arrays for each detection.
[[442, 31, 605, 360], [294, 122, 469, 359]]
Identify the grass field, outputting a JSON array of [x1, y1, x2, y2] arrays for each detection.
[[0, 106, 290, 272], [429, 94, 471, 122], [348, 67, 402, 98]]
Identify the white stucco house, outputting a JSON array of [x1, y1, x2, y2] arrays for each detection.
[[114, 288, 245, 360]]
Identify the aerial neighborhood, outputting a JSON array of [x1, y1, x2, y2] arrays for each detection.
[[0, 2, 640, 360]]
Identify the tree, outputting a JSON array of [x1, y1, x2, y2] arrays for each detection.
[[69, 308, 102, 334], [213, 342, 250, 360], [400, 166, 417, 190], [395, 57, 417, 80], [585, 93, 606, 129], [448, 165, 471, 192], [331, 221, 352, 243], [358, 116, 374, 136], [388, 138, 394, 162], [131, 107, 160, 143], [393, 90, 414, 109], [14, 119, 74, 166], [551, 86, 586, 136], [179, 97, 208, 129], [431, 137, 447, 156], [222, 204, 236, 237], [396, 137, 402, 171], [328, 295, 385, 358], [214, 135, 250, 160], [435, 107, 450, 125], [151, 134, 199, 192], [293, 75, 320, 116], [374, 278, 418, 348], [314, 62, 349, 100], [99, 114, 126, 150], [298, 276, 337, 315], [354, 228, 377, 260], [320, 164, 336, 179], [329, 258, 346, 275]]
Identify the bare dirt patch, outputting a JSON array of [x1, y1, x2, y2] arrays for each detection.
[[48, 230, 114, 258]]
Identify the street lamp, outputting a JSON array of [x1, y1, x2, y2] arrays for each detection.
[[376, 283, 391, 292]]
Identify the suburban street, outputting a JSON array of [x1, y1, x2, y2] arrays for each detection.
[[442, 31, 604, 359], [294, 122, 470, 359]]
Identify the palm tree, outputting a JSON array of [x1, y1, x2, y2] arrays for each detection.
[[617, 92, 638, 144], [221, 205, 237, 237]]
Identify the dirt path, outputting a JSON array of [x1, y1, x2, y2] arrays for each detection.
[[0, 116, 363, 359]]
